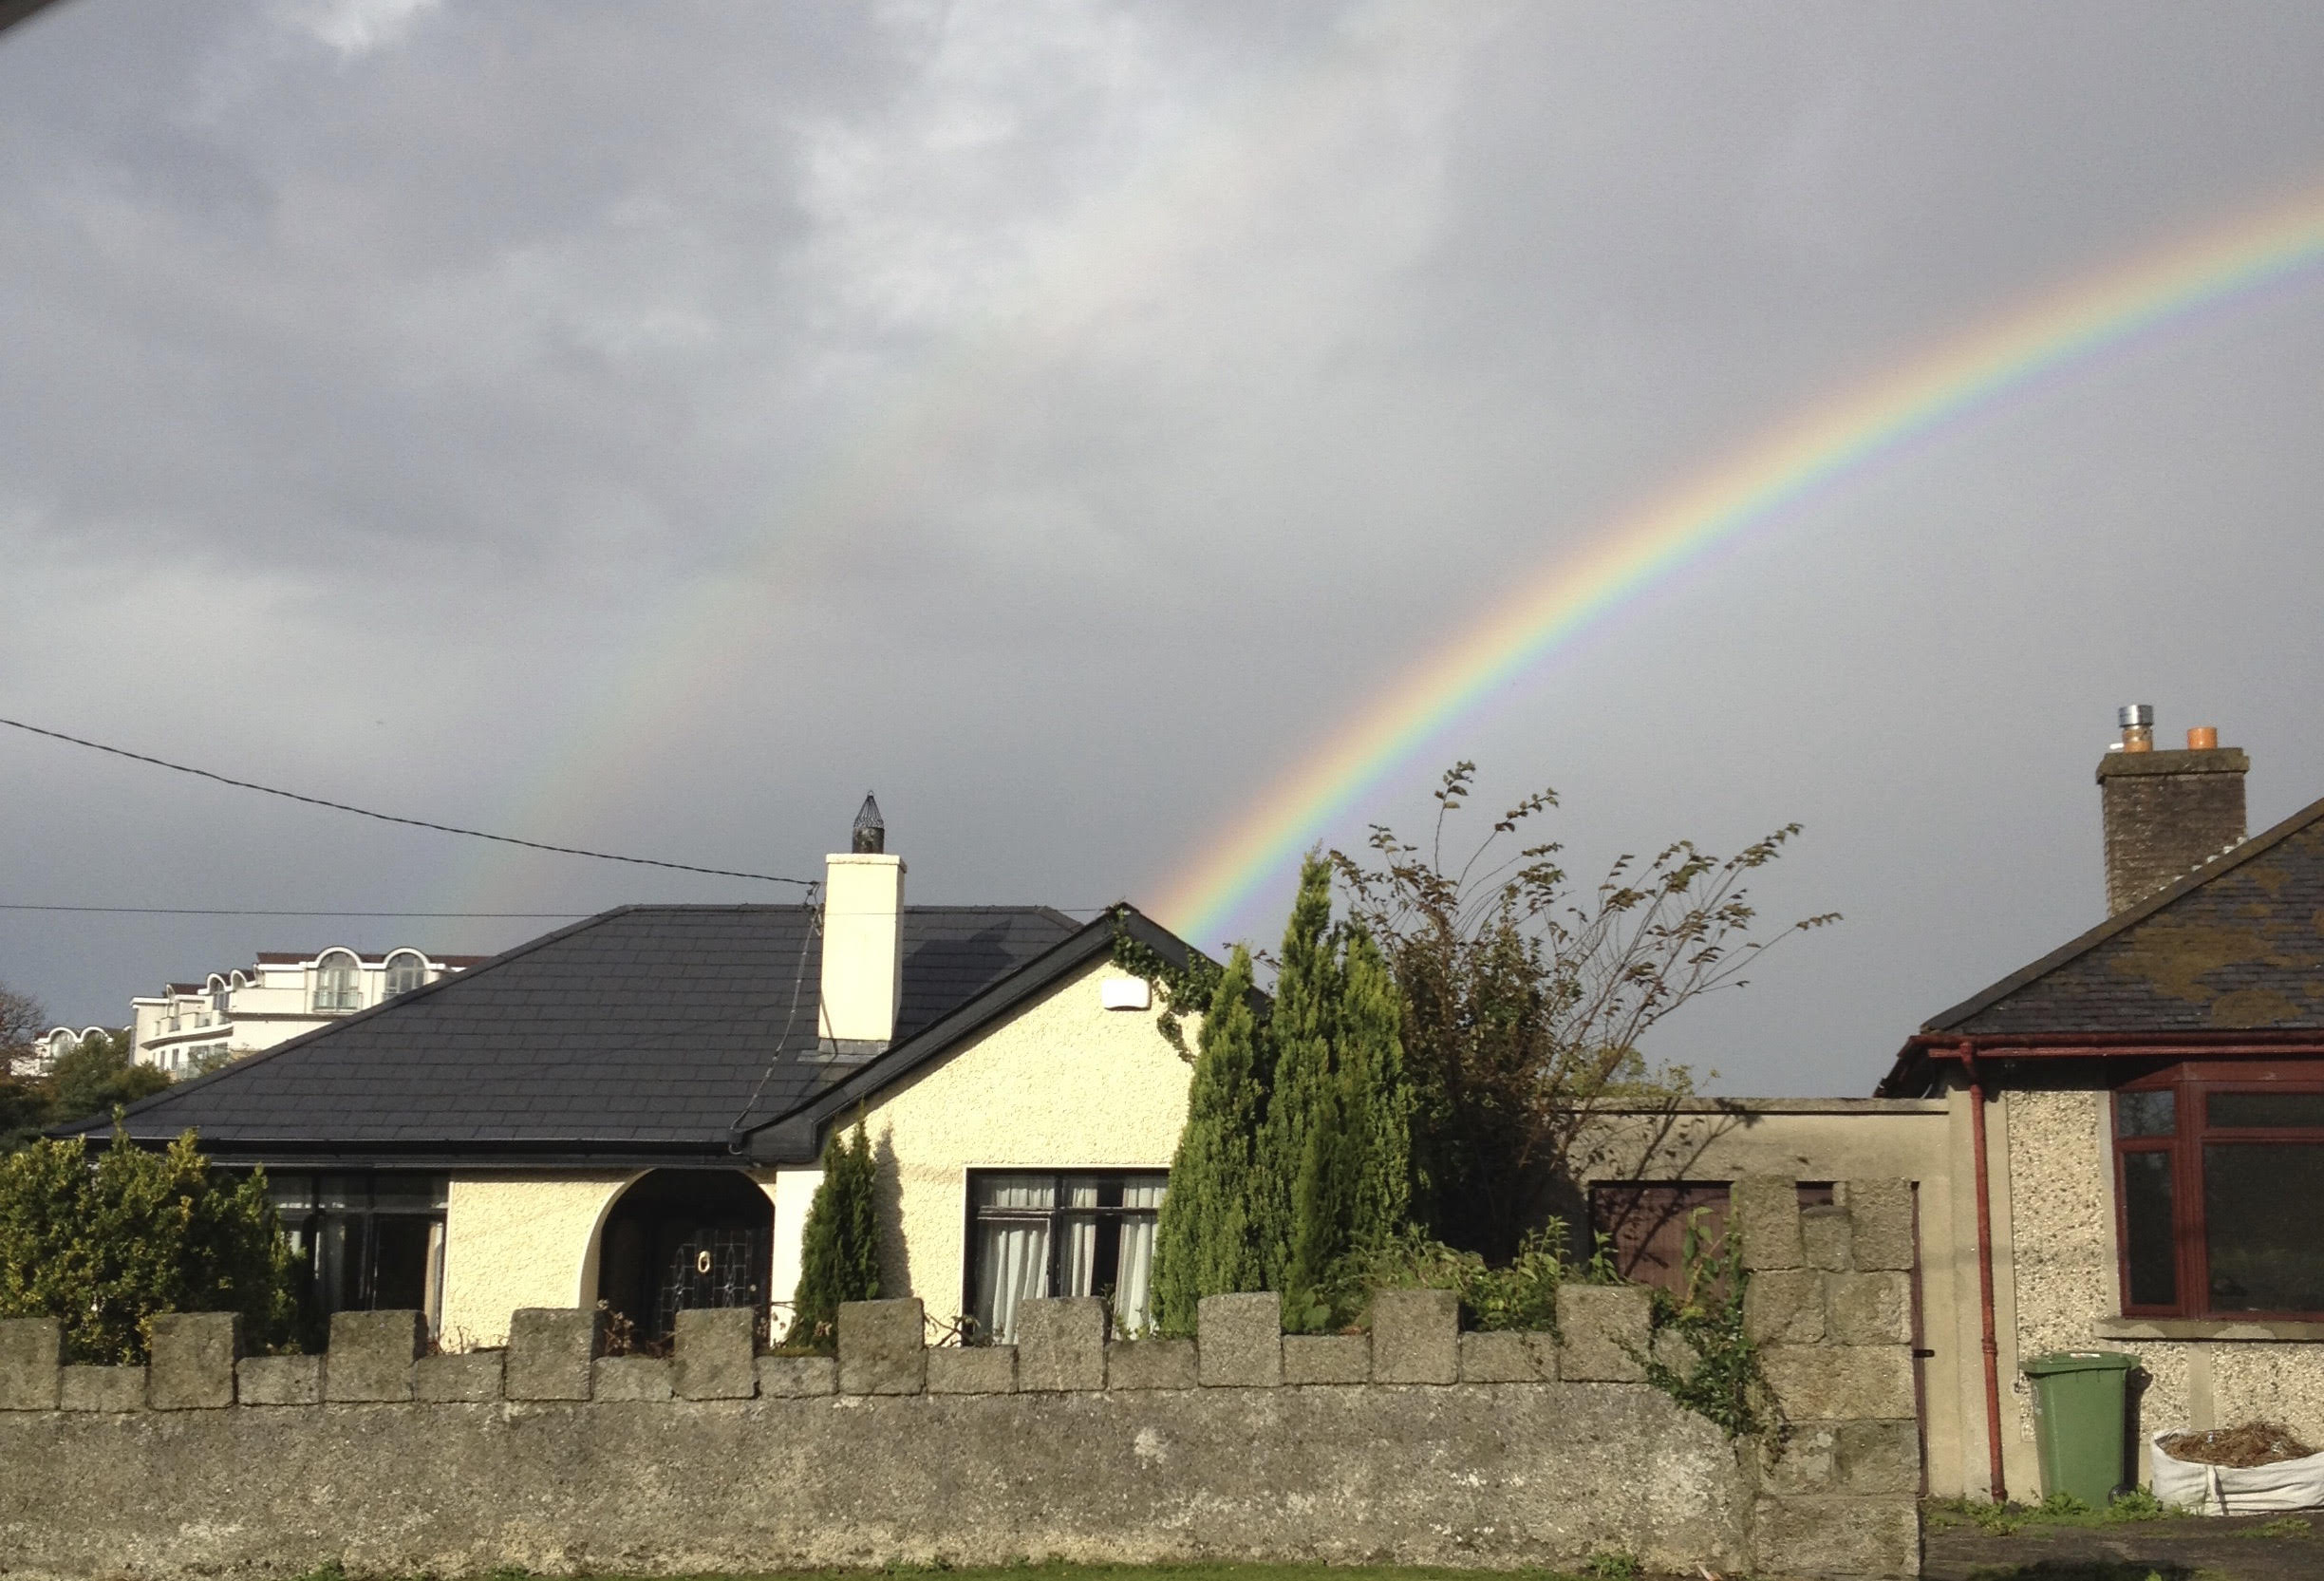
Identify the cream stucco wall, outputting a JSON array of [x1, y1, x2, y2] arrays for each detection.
[[2000, 1087, 2324, 1493], [440, 1174, 637, 1348], [767, 1168, 823, 1341], [856, 961, 1193, 1328]]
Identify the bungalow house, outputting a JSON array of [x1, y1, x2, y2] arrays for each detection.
[[86, 800, 1207, 1350], [1876, 708, 2324, 1499]]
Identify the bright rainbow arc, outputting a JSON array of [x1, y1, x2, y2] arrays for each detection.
[[1158, 190, 2324, 946]]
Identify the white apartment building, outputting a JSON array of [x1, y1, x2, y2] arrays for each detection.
[[131, 948, 483, 1075], [11, 1025, 118, 1078]]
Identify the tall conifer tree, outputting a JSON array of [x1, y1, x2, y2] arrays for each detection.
[[1337, 920, 1413, 1250], [789, 1120, 879, 1349], [1150, 946, 1267, 1335], [1265, 855, 1344, 1316]]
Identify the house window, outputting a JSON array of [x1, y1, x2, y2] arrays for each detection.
[[965, 1170, 1166, 1343], [384, 952, 427, 998], [312, 951, 362, 1013], [268, 1173, 448, 1335], [2115, 1070, 2324, 1320]]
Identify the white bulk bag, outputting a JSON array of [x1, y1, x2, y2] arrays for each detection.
[[2150, 1433, 2324, 1514]]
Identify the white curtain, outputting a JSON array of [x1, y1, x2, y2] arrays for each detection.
[[1115, 1179, 1165, 1335], [1060, 1216, 1098, 1297], [974, 1221, 1050, 1343], [973, 1175, 1055, 1342], [1059, 1176, 1101, 1298]]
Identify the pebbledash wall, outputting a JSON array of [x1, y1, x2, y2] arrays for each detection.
[[1997, 1090, 2324, 1491], [0, 1179, 1919, 1581]]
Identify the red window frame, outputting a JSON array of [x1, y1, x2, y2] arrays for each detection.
[[2112, 1062, 2324, 1321]]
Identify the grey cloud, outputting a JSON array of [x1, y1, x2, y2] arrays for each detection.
[[5, 0, 2324, 1096]]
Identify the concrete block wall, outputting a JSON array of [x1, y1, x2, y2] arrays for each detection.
[[0, 1178, 1921, 1581], [1738, 1175, 1924, 1578]]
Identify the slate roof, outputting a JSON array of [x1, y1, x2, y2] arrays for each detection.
[[80, 902, 1180, 1169], [1920, 792, 2324, 1038]]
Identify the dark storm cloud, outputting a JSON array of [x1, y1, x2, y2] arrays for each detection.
[[6, 0, 2324, 1094]]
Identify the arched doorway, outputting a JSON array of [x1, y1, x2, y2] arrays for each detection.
[[594, 1170, 773, 1346]]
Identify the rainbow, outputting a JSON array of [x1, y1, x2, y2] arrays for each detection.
[[1157, 188, 2324, 946]]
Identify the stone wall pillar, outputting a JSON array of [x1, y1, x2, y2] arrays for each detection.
[[1742, 1175, 1921, 1580]]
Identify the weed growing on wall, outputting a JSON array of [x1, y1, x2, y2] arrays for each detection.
[[1634, 1210, 1771, 1442]]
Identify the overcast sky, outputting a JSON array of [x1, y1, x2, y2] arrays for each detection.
[[5, 1, 2324, 1093]]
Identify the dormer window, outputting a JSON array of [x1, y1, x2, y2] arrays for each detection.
[[384, 952, 427, 999], [313, 951, 362, 1013]]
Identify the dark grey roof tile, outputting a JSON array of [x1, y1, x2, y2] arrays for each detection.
[[100, 904, 1082, 1159]]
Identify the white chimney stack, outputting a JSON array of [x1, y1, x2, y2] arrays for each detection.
[[818, 794, 904, 1056]]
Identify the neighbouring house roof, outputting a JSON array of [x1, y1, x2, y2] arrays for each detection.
[[1880, 791, 2324, 1094], [72, 903, 1201, 1170]]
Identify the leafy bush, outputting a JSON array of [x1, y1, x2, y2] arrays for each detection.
[[1332, 1222, 1598, 1334], [0, 1125, 301, 1363]]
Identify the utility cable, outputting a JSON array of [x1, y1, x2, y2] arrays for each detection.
[[0, 715, 815, 887], [0, 905, 591, 918], [727, 890, 824, 1145]]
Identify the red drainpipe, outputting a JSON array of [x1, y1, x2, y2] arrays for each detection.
[[1963, 1042, 2008, 1502]]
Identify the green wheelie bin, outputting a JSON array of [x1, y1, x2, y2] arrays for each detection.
[[2023, 1350, 2140, 1507]]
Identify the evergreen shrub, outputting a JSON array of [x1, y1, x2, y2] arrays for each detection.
[[787, 1120, 880, 1350], [0, 1125, 300, 1364]]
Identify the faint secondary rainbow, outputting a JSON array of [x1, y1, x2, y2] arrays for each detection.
[[1159, 188, 2324, 946]]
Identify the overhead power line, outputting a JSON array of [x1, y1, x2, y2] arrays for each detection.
[[1, 905, 591, 918], [0, 716, 815, 887], [6, 903, 1125, 919]]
